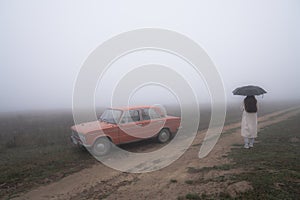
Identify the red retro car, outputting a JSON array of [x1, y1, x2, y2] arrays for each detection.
[[71, 106, 181, 156]]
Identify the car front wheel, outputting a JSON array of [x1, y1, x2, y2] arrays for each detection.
[[157, 129, 171, 143], [92, 137, 111, 156]]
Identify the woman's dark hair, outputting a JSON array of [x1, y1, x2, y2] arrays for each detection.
[[244, 96, 257, 113]]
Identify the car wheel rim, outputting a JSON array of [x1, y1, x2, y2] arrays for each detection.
[[95, 143, 106, 153], [160, 131, 169, 142]]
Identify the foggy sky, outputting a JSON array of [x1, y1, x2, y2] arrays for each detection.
[[1, 0, 300, 112]]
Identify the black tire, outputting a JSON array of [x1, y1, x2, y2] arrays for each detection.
[[92, 137, 111, 156], [157, 129, 171, 143]]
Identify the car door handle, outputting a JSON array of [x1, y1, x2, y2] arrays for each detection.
[[137, 123, 143, 126]]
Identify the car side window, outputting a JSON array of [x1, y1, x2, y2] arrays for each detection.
[[129, 110, 140, 122], [120, 110, 140, 124], [141, 108, 161, 120], [141, 109, 150, 120], [149, 108, 161, 119]]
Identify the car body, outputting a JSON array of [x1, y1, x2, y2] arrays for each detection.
[[70, 105, 181, 156]]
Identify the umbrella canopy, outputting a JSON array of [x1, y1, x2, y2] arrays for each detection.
[[233, 85, 267, 96]]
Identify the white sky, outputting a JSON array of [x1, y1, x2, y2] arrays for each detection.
[[0, 0, 299, 112]]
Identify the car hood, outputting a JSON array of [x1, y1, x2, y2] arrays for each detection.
[[71, 121, 116, 134]]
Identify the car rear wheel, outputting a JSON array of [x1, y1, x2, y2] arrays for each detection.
[[157, 129, 171, 143], [92, 137, 111, 156]]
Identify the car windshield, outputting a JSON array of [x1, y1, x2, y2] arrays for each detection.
[[99, 109, 122, 124]]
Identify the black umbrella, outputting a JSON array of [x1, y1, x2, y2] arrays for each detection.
[[233, 85, 267, 96]]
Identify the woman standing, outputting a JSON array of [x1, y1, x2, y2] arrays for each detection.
[[241, 95, 258, 149]]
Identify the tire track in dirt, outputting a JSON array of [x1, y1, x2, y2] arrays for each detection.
[[13, 106, 300, 200]]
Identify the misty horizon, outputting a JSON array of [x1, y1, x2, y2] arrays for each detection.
[[1, 1, 300, 113]]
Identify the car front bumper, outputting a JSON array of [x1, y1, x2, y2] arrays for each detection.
[[70, 135, 92, 148], [70, 135, 83, 146]]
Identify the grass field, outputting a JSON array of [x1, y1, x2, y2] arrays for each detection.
[[179, 112, 300, 199], [226, 113, 300, 199], [0, 111, 96, 199], [0, 101, 299, 199]]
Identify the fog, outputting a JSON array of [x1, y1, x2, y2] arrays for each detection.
[[1, 0, 300, 113]]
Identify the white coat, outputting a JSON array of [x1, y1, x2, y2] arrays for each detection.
[[241, 106, 257, 138]]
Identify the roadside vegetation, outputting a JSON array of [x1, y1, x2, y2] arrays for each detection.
[[226, 113, 300, 199], [179, 113, 300, 199], [0, 111, 96, 199]]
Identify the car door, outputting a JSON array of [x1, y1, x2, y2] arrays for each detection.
[[118, 109, 142, 143], [139, 108, 166, 138]]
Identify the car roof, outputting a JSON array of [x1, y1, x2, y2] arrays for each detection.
[[108, 105, 158, 111]]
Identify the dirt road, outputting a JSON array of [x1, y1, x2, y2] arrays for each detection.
[[13, 107, 300, 200]]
